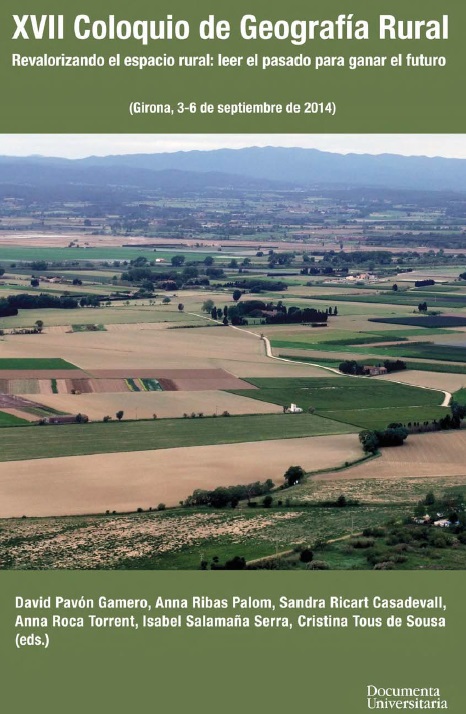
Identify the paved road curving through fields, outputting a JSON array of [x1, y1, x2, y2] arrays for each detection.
[[187, 312, 452, 408]]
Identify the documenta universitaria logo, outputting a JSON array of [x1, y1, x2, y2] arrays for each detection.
[[367, 687, 448, 709]]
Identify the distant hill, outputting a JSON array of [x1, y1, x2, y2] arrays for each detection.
[[1, 147, 466, 192], [74, 147, 466, 192], [0, 159, 288, 192]]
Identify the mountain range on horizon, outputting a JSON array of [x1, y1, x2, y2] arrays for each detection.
[[1, 146, 466, 193]]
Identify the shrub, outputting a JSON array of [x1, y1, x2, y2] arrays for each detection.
[[373, 562, 395, 570], [299, 548, 314, 563], [351, 538, 375, 549], [307, 560, 330, 570], [157, 503, 166, 511]]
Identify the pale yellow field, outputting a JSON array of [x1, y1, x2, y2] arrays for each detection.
[[32, 390, 282, 421], [0, 433, 362, 517], [0, 326, 332, 378], [314, 431, 466, 482], [378, 370, 466, 393]]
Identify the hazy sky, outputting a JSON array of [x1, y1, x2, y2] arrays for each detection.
[[0, 134, 464, 159]]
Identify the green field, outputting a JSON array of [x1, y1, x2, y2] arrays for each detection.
[[0, 413, 355, 462], [0, 358, 77, 370], [0, 246, 222, 263], [273, 339, 466, 363], [361, 343, 466, 363], [307, 292, 466, 309], [0, 411, 29, 427], [231, 377, 441, 411], [141, 379, 163, 391], [279, 354, 466, 376], [320, 405, 448, 431]]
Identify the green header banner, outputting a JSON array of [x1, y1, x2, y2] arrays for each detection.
[[0, 0, 463, 131]]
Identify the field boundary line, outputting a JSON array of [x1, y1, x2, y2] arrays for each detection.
[[230, 325, 452, 406], [187, 313, 451, 407]]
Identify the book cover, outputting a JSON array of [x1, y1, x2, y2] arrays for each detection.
[[0, 2, 464, 712]]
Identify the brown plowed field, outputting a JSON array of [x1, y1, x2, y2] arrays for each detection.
[[0, 370, 87, 379], [0, 393, 47, 410], [0, 434, 361, 517], [314, 431, 466, 482], [37, 380, 53, 395], [67, 378, 94, 394], [157, 378, 177, 391], [90, 368, 255, 391], [90, 379, 129, 393]]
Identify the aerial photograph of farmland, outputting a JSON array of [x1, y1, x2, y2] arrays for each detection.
[[2, 134, 466, 569]]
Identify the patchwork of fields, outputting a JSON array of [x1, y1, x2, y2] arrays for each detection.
[[2, 235, 466, 569]]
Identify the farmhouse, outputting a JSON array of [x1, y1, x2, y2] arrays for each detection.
[[285, 403, 303, 413], [363, 365, 388, 376]]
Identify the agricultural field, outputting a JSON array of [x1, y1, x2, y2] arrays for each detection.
[[33, 390, 284, 421], [2, 160, 466, 569], [230, 376, 445, 430], [0, 413, 356, 463], [311, 431, 466, 481], [0, 433, 361, 518]]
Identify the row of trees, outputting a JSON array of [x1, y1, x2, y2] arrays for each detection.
[[1, 293, 79, 310], [183, 479, 274, 508], [359, 426, 409, 454], [339, 359, 407, 375]]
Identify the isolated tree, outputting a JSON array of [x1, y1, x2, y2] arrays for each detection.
[[223, 305, 228, 317], [116, 410, 124, 421], [202, 298, 215, 313], [263, 495, 273, 508], [392, 283, 398, 291], [34, 320, 44, 333], [203, 256, 214, 266], [177, 303, 184, 311], [162, 297, 171, 304], [171, 255, 185, 267], [284, 465, 305, 487], [229, 259, 238, 269], [232, 289, 242, 302], [31, 278, 40, 288]]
